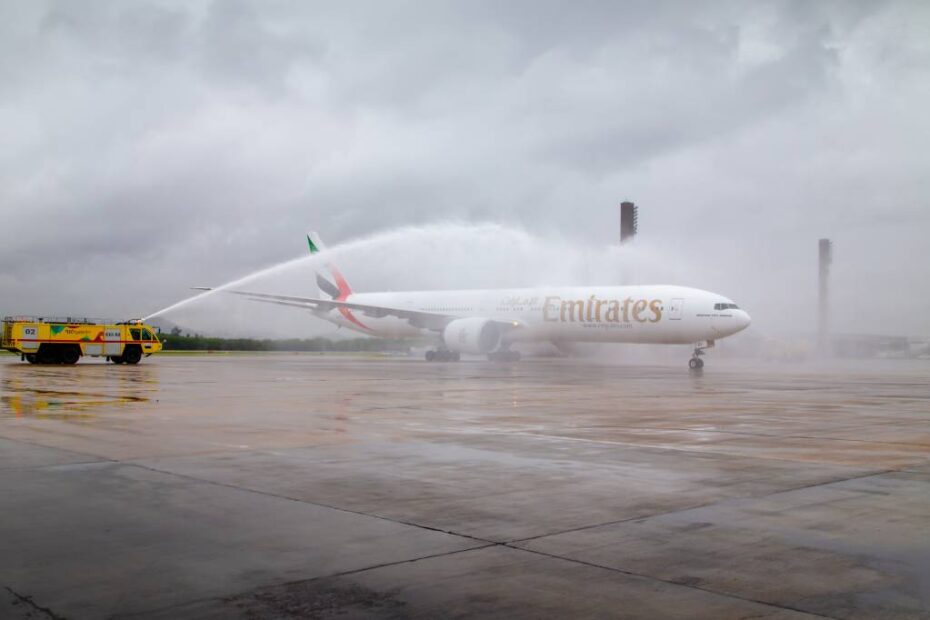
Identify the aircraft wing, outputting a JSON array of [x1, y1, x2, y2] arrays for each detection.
[[192, 288, 509, 332]]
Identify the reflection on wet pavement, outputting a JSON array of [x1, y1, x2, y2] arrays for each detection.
[[0, 354, 928, 619], [1, 362, 155, 419]]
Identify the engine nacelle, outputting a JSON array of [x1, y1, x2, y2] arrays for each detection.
[[442, 318, 501, 355]]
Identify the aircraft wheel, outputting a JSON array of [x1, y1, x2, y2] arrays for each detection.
[[489, 350, 520, 362], [689, 358, 704, 370], [425, 350, 436, 362]]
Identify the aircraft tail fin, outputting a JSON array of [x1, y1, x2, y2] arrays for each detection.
[[307, 232, 353, 300], [307, 232, 325, 255]]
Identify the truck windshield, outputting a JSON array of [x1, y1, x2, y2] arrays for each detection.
[[130, 329, 141, 340]]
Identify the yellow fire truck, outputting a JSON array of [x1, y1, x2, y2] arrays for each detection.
[[2, 317, 162, 365]]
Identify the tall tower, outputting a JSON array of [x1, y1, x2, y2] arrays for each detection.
[[818, 238, 832, 355], [620, 201, 638, 244]]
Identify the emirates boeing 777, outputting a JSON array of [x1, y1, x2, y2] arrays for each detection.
[[200, 232, 750, 368]]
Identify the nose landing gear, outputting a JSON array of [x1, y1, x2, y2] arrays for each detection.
[[689, 340, 714, 370]]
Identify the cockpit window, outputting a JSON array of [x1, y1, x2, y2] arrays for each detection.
[[714, 303, 739, 310]]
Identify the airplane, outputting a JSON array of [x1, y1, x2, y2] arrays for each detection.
[[199, 232, 751, 369]]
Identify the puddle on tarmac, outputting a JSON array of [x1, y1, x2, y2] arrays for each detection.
[[0, 364, 154, 419]]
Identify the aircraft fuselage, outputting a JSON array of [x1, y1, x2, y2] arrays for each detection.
[[319, 284, 750, 345]]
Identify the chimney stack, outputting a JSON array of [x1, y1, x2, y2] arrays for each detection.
[[818, 238, 832, 355], [620, 201, 638, 244]]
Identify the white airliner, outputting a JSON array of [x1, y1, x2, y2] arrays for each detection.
[[202, 232, 750, 368]]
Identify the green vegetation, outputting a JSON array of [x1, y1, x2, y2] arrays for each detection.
[[159, 332, 412, 353]]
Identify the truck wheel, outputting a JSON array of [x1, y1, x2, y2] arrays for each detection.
[[122, 346, 142, 365], [25, 354, 37, 364], [37, 345, 58, 364], [110, 356, 123, 364], [61, 346, 80, 365]]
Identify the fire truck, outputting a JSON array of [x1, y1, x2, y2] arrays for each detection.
[[2, 317, 163, 364]]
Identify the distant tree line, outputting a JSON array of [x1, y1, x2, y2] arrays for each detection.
[[160, 330, 412, 352]]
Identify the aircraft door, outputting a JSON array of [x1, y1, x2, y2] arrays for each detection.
[[668, 298, 684, 320]]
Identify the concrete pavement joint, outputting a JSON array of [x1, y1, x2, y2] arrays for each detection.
[[131, 447, 899, 551], [0, 459, 116, 472], [115, 544, 500, 619], [125, 461, 497, 545], [510, 430, 919, 467], [4, 587, 67, 620], [507, 467, 899, 545], [7, 431, 910, 554], [508, 547, 839, 620], [0, 434, 117, 465], [569, 424, 930, 449]]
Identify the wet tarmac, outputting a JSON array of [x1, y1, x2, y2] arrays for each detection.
[[0, 354, 928, 619]]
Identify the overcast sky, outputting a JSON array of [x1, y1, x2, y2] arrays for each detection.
[[1, 0, 928, 338]]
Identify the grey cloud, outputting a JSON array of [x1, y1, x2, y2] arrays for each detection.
[[0, 0, 927, 336]]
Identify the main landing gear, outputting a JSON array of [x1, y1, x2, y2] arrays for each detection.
[[422, 349, 522, 363], [689, 340, 714, 370], [488, 349, 520, 362], [425, 349, 460, 362]]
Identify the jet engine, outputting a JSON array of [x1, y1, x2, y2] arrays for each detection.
[[442, 318, 501, 355]]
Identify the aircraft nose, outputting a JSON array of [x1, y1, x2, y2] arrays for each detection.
[[736, 309, 751, 332]]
